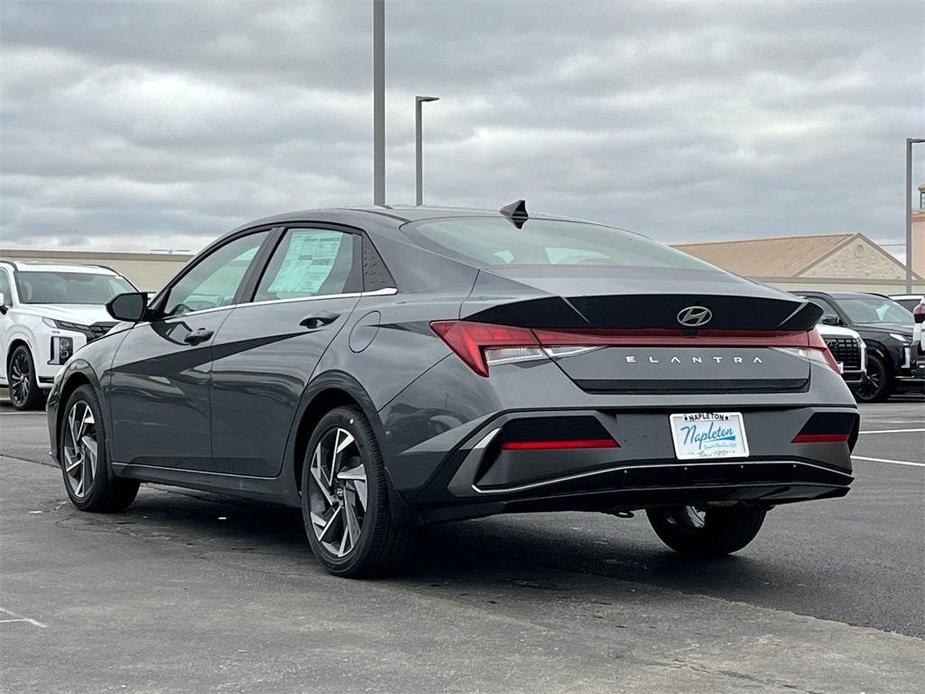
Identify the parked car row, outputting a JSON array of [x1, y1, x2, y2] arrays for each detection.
[[796, 291, 925, 402]]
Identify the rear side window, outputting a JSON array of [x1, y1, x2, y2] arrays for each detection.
[[254, 228, 361, 301], [401, 217, 717, 271]]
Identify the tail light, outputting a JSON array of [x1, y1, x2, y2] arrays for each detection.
[[772, 329, 841, 374], [430, 320, 842, 376], [914, 302, 925, 324], [429, 322, 541, 377]]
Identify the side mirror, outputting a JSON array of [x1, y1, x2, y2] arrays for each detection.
[[0, 291, 7, 314], [821, 315, 841, 326], [106, 292, 148, 322], [913, 302, 925, 325]]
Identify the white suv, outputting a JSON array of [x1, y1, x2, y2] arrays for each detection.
[[0, 260, 137, 410]]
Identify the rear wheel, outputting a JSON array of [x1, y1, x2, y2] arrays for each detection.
[[59, 385, 139, 512], [852, 354, 891, 402], [8, 345, 44, 410], [301, 406, 416, 577], [646, 505, 766, 557]]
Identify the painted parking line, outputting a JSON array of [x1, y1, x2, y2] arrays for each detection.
[[852, 455, 925, 468], [858, 428, 925, 434], [0, 607, 47, 628]]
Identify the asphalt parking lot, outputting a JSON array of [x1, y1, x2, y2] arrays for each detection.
[[1, 394, 922, 693]]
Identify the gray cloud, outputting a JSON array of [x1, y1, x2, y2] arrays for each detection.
[[1, 0, 923, 253]]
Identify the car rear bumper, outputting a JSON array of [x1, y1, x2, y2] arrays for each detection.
[[389, 405, 857, 523], [376, 355, 859, 523]]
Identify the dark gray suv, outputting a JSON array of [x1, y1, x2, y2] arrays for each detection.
[[47, 204, 859, 576]]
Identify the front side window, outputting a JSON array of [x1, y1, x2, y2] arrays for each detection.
[[161, 231, 269, 317], [401, 217, 719, 271], [13, 271, 134, 305], [837, 296, 913, 325], [254, 228, 360, 302]]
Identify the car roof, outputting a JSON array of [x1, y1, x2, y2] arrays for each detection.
[[0, 259, 120, 275], [227, 203, 602, 231], [216, 204, 617, 252], [827, 292, 890, 300], [797, 291, 889, 301]]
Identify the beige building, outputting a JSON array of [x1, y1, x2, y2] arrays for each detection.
[[674, 232, 924, 294]]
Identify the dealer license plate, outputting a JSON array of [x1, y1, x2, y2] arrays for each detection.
[[669, 412, 749, 460]]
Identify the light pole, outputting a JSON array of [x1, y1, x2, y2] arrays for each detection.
[[415, 96, 439, 206], [906, 138, 924, 293], [373, 0, 385, 206]]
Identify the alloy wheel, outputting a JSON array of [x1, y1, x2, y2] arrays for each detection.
[[855, 358, 885, 401], [9, 350, 32, 407], [63, 400, 98, 499], [307, 427, 368, 558]]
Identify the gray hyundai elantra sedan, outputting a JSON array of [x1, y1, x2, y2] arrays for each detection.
[[47, 202, 858, 577]]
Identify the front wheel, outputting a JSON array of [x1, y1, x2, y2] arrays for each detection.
[[301, 406, 416, 577], [852, 354, 891, 402], [8, 345, 44, 410], [59, 385, 139, 512], [646, 505, 766, 557]]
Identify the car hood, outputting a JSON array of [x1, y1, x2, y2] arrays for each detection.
[[817, 325, 861, 339], [855, 323, 914, 337], [17, 304, 114, 325]]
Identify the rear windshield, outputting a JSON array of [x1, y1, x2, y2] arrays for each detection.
[[14, 271, 135, 305], [401, 217, 718, 271]]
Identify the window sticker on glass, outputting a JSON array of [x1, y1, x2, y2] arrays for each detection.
[[267, 231, 345, 297]]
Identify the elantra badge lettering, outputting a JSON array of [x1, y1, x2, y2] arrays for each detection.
[[624, 354, 763, 364], [677, 306, 712, 327]]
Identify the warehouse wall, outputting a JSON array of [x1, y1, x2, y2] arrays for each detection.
[[0, 249, 191, 291]]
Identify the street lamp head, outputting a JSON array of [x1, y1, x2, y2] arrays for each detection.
[[416, 95, 440, 103]]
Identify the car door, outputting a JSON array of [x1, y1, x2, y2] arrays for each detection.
[[210, 226, 364, 476], [107, 229, 272, 471]]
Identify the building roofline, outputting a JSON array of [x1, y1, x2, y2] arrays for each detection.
[[672, 232, 855, 248]]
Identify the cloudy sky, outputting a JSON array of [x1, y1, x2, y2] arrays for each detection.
[[1, 0, 923, 254]]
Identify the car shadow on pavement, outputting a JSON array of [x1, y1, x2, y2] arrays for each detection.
[[71, 484, 809, 606]]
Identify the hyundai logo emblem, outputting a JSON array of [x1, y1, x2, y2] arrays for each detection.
[[677, 306, 712, 327]]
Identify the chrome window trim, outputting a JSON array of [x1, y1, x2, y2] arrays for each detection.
[[138, 287, 398, 325], [235, 286, 397, 310]]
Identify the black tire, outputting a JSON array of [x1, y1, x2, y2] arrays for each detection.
[[852, 354, 892, 403], [8, 345, 44, 411], [301, 406, 416, 578], [59, 385, 139, 512], [646, 505, 766, 557]]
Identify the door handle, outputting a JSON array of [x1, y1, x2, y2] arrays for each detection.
[[300, 312, 340, 330], [183, 328, 214, 345]]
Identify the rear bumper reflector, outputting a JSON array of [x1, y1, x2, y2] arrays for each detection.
[[791, 433, 851, 444]]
